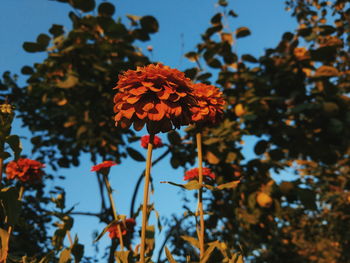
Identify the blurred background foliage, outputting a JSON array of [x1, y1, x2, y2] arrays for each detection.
[[1, 0, 350, 262]]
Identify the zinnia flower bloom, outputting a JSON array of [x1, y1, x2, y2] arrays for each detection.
[[140, 135, 163, 149], [6, 158, 45, 183], [91, 161, 117, 172], [184, 167, 215, 182], [113, 64, 196, 134], [107, 218, 136, 239], [190, 83, 225, 124]]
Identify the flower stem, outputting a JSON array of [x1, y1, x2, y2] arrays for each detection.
[[196, 132, 205, 261], [103, 174, 124, 251], [140, 134, 154, 263], [0, 157, 3, 188], [6, 185, 26, 263]]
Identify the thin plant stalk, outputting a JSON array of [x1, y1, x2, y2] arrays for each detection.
[[0, 158, 3, 187], [196, 132, 205, 261], [140, 134, 154, 263], [6, 185, 25, 263], [103, 174, 125, 250]]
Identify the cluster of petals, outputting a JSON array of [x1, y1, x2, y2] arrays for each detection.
[[190, 83, 225, 124], [6, 158, 45, 183], [113, 64, 196, 134], [184, 167, 215, 182], [91, 161, 117, 172], [107, 218, 136, 239], [140, 135, 163, 149]]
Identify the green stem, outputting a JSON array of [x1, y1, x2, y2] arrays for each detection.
[[196, 132, 205, 261], [140, 134, 154, 263], [103, 174, 124, 251]]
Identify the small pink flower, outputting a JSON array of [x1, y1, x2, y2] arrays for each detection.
[[140, 135, 163, 149], [6, 158, 45, 183], [107, 218, 136, 239], [184, 167, 215, 182], [91, 161, 117, 172]]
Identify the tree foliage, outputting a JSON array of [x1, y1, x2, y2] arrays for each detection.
[[1, 0, 350, 262]]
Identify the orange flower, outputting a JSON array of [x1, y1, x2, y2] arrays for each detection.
[[190, 83, 225, 124], [6, 158, 45, 183], [91, 161, 117, 172], [113, 64, 196, 134], [140, 135, 163, 149], [107, 218, 136, 239], [184, 167, 215, 182]]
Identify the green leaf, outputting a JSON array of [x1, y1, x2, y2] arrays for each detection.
[[72, 0, 95, 12], [181, 235, 199, 249], [165, 246, 178, 263], [241, 54, 258, 63], [0, 228, 9, 262], [161, 180, 202, 190], [37, 34, 51, 48], [0, 152, 11, 161], [115, 251, 130, 263], [297, 188, 317, 210], [218, 0, 228, 7], [216, 180, 240, 190], [140, 16, 159, 33], [59, 248, 72, 263], [254, 140, 269, 155], [71, 241, 84, 262], [0, 187, 21, 226], [49, 24, 64, 37], [23, 42, 42, 53], [94, 218, 124, 243], [211, 13, 222, 25], [98, 2, 115, 17], [5, 135, 22, 160], [167, 131, 182, 145], [21, 66, 34, 75], [208, 58, 222, 69], [235, 27, 251, 38], [145, 225, 155, 255], [127, 147, 146, 162]]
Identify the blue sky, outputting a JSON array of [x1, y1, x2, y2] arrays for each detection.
[[0, 0, 297, 261]]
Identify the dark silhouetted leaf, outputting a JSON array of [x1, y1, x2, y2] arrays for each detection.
[[127, 147, 145, 162], [242, 54, 258, 63], [72, 0, 95, 12], [140, 16, 159, 33], [98, 2, 115, 17], [236, 27, 251, 38]]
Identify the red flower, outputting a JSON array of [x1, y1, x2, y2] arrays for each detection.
[[107, 218, 136, 239], [91, 161, 117, 172], [113, 64, 196, 134], [6, 158, 45, 183], [140, 135, 163, 149], [191, 83, 225, 124], [184, 167, 215, 182]]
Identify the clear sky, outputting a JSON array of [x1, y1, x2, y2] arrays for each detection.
[[0, 0, 297, 261]]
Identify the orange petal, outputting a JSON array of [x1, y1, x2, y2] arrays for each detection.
[[149, 86, 162, 92], [122, 108, 135, 119], [141, 82, 154, 87], [126, 96, 141, 104], [142, 102, 155, 112], [136, 111, 147, 119], [129, 86, 147, 95], [157, 90, 170, 100]]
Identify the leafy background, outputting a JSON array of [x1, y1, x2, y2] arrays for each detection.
[[1, 0, 349, 262]]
